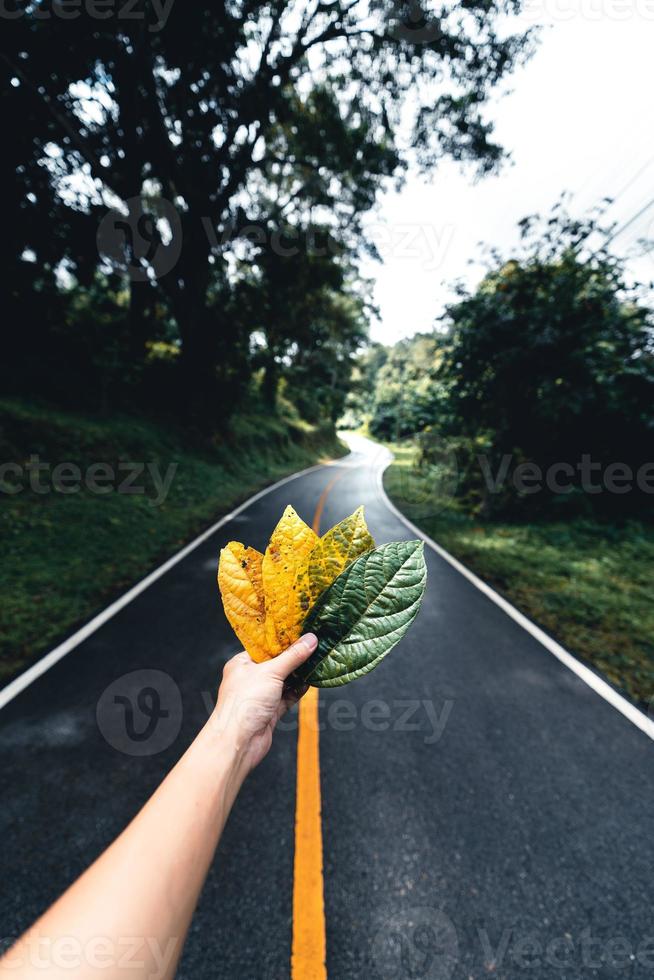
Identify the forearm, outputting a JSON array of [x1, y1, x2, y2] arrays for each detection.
[[1, 636, 317, 978], [1, 716, 247, 979]]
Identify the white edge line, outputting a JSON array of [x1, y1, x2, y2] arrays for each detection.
[[0, 455, 350, 712], [371, 439, 654, 742]]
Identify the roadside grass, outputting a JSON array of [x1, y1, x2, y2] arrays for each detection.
[[0, 398, 345, 683], [383, 440, 654, 707]]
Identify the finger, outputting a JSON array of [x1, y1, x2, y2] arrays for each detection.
[[263, 633, 318, 681], [277, 681, 309, 720], [223, 651, 253, 672], [232, 651, 253, 664]]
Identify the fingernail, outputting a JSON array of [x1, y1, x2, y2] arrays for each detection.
[[301, 632, 318, 650]]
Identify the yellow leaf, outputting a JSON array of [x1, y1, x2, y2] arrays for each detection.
[[262, 505, 318, 654], [291, 505, 375, 631], [218, 542, 271, 663], [218, 504, 375, 662]]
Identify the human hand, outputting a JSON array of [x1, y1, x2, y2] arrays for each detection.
[[212, 633, 318, 772]]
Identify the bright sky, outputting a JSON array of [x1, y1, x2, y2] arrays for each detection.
[[363, 3, 654, 344]]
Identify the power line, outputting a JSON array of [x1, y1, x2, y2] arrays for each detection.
[[567, 151, 654, 253], [565, 153, 654, 261], [605, 194, 654, 247], [609, 154, 654, 207], [569, 143, 654, 211]]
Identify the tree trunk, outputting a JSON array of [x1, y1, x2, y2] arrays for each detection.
[[262, 350, 279, 407], [128, 278, 152, 364], [176, 307, 214, 421], [160, 210, 215, 423]]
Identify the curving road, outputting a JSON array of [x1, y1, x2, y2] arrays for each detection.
[[0, 435, 653, 979]]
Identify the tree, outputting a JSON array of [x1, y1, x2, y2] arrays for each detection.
[[4, 0, 534, 418], [230, 223, 367, 418], [436, 206, 654, 514], [340, 342, 388, 429], [369, 333, 444, 438]]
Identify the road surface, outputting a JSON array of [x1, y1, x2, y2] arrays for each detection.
[[1, 436, 652, 979]]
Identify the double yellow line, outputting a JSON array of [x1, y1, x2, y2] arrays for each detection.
[[291, 472, 344, 979]]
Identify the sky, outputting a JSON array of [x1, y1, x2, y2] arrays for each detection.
[[363, 3, 654, 345]]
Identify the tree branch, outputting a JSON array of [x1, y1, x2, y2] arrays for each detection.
[[1, 53, 118, 201]]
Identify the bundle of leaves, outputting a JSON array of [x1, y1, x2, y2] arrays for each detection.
[[218, 506, 427, 687]]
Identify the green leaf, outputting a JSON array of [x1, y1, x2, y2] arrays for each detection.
[[293, 539, 427, 688]]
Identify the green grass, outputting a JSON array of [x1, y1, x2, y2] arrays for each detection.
[[384, 440, 654, 707], [0, 398, 345, 683]]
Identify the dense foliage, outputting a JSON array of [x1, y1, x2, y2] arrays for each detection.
[[354, 209, 654, 518], [346, 334, 444, 438], [2, 0, 531, 428]]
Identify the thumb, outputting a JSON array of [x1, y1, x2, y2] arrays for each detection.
[[265, 633, 318, 681]]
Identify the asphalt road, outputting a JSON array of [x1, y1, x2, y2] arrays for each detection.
[[1, 436, 653, 979]]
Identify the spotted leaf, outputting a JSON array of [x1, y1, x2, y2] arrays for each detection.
[[217, 543, 271, 662], [262, 505, 318, 654], [291, 505, 375, 633]]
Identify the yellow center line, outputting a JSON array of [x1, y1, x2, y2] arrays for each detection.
[[291, 470, 345, 980]]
